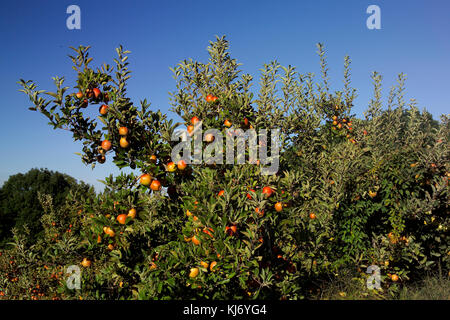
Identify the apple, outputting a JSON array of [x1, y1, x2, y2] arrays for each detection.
[[177, 160, 187, 170], [118, 127, 129, 136], [81, 258, 91, 268], [262, 186, 273, 198], [150, 180, 161, 191], [99, 104, 108, 115], [119, 137, 129, 148], [127, 208, 137, 219], [92, 88, 101, 99], [166, 162, 177, 172], [191, 116, 200, 125], [205, 133, 215, 142], [101, 140, 112, 151], [275, 202, 283, 212], [117, 214, 127, 225], [149, 155, 157, 163], [140, 173, 152, 186]]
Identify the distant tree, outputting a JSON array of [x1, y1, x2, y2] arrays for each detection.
[[0, 168, 93, 246]]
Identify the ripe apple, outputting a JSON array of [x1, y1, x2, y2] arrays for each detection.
[[177, 160, 187, 170], [150, 180, 161, 191], [166, 162, 176, 172], [191, 236, 200, 246], [127, 208, 136, 219], [117, 214, 127, 225], [75, 92, 83, 99], [189, 267, 199, 278], [99, 104, 108, 115], [81, 258, 91, 268], [101, 140, 112, 151], [104, 227, 115, 237], [224, 119, 232, 127], [191, 116, 200, 125], [275, 202, 283, 212], [140, 173, 152, 186], [149, 154, 157, 163], [187, 125, 194, 135], [119, 127, 128, 136], [262, 186, 273, 198], [92, 88, 101, 99], [205, 133, 215, 142], [119, 137, 129, 148]]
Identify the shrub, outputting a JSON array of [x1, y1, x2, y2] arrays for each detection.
[[1, 36, 447, 300], [0, 168, 93, 246]]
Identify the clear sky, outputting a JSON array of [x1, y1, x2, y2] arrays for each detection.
[[0, 0, 449, 192]]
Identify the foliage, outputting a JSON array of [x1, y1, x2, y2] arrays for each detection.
[[0, 168, 93, 246], [1, 36, 448, 300]]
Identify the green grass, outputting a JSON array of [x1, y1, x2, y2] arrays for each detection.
[[312, 270, 450, 300], [397, 275, 450, 300]]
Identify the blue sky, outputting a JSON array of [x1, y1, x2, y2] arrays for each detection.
[[0, 0, 449, 192]]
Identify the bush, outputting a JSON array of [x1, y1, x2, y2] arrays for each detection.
[[0, 168, 93, 246], [0, 36, 447, 300]]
